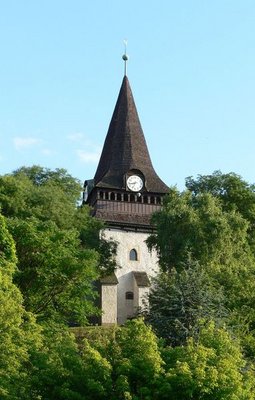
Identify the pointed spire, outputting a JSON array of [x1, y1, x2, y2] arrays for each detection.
[[94, 76, 168, 193], [122, 40, 129, 76]]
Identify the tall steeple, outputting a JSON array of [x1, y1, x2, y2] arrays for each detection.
[[84, 59, 168, 325], [94, 75, 168, 193], [84, 59, 168, 229]]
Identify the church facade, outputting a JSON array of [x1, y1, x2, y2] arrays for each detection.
[[84, 72, 168, 325]]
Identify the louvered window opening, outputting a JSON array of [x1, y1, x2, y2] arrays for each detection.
[[98, 190, 162, 205]]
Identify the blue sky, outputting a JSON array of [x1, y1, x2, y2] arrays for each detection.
[[0, 1, 254, 190]]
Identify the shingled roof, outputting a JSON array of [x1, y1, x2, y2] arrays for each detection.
[[94, 76, 168, 193], [133, 271, 150, 287]]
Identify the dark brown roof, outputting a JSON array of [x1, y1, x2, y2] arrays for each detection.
[[100, 273, 118, 285], [133, 271, 150, 287], [94, 76, 168, 193], [94, 210, 151, 225]]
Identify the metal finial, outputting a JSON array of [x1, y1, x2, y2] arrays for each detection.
[[122, 39, 129, 76]]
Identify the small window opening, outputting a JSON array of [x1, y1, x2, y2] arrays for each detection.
[[117, 193, 121, 201], [130, 194, 135, 202], [110, 192, 115, 201], [130, 249, 138, 261], [126, 291, 134, 300]]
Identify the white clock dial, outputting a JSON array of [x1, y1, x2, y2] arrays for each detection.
[[127, 175, 143, 192]]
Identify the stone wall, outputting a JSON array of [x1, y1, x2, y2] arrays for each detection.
[[101, 284, 117, 325], [101, 228, 159, 325]]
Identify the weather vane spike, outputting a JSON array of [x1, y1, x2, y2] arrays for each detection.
[[122, 39, 129, 76]]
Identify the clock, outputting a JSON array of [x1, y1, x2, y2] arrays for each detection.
[[127, 175, 143, 192]]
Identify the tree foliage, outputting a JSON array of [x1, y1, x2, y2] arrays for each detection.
[[114, 318, 163, 399], [162, 321, 255, 400], [29, 323, 92, 400], [0, 166, 117, 324], [1, 167, 255, 398], [186, 171, 255, 248], [0, 166, 81, 228], [70, 319, 255, 400], [146, 261, 226, 346], [147, 187, 251, 272], [186, 171, 255, 222], [8, 217, 99, 323], [0, 213, 42, 399], [146, 176, 255, 354]]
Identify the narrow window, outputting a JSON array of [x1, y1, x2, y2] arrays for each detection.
[[129, 249, 138, 261], [126, 291, 134, 300], [117, 193, 121, 201], [110, 192, 115, 201]]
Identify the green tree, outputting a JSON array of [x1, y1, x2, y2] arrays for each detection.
[[30, 322, 108, 400], [185, 172, 255, 354], [146, 261, 226, 346], [186, 171, 255, 248], [8, 217, 99, 324], [186, 171, 255, 220], [146, 186, 255, 347], [0, 166, 81, 229], [147, 188, 251, 272], [80, 338, 113, 399], [81, 319, 164, 400], [161, 321, 255, 400], [113, 318, 164, 399], [0, 213, 42, 399], [0, 166, 117, 324]]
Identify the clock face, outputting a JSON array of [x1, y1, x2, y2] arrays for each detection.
[[127, 175, 143, 192]]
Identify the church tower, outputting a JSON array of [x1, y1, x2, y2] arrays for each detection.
[[84, 58, 168, 325]]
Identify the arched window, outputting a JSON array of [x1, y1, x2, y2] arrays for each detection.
[[126, 291, 134, 300], [143, 196, 148, 204], [110, 192, 115, 201], [124, 194, 128, 202], [117, 193, 121, 201], [129, 249, 138, 261], [99, 191, 104, 199]]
